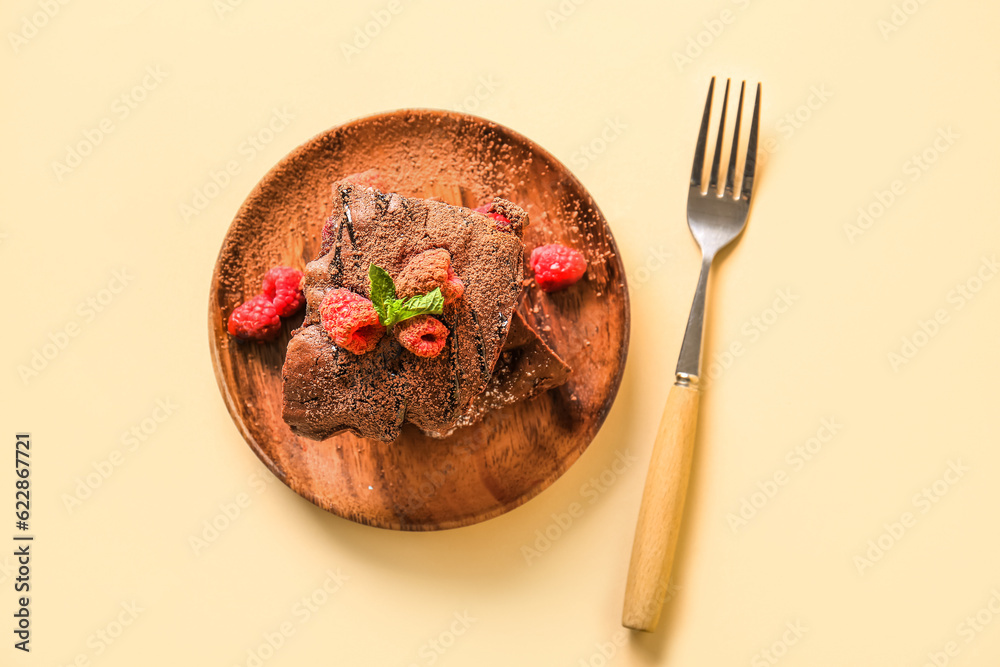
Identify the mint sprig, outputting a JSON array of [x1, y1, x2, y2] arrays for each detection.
[[369, 264, 396, 322], [369, 263, 444, 328]]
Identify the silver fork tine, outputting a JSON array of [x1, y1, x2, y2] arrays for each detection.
[[708, 79, 730, 194], [741, 83, 761, 203], [724, 81, 746, 199], [690, 77, 715, 188]]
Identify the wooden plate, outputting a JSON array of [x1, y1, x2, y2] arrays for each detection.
[[208, 109, 629, 530]]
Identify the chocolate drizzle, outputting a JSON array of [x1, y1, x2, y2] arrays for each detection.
[[468, 308, 489, 381], [449, 328, 462, 414], [338, 186, 357, 247]]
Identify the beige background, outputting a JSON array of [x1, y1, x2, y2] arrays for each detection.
[[3, 0, 999, 665]]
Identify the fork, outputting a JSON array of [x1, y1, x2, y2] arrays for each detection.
[[622, 77, 761, 632]]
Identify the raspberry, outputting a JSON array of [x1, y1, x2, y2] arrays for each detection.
[[474, 203, 512, 228], [339, 169, 388, 191], [320, 288, 386, 355], [262, 266, 305, 317], [395, 315, 449, 358], [227, 295, 282, 341], [530, 243, 588, 292], [396, 248, 465, 304], [442, 265, 465, 303]]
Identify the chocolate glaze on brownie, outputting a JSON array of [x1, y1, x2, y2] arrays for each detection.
[[425, 309, 572, 437], [282, 184, 527, 442]]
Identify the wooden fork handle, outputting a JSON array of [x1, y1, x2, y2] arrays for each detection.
[[622, 380, 700, 632]]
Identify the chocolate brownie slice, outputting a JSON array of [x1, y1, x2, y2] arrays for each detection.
[[282, 184, 527, 442], [426, 309, 572, 437]]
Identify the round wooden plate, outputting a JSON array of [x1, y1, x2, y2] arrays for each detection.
[[208, 109, 629, 530]]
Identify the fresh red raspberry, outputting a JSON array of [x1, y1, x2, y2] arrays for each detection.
[[395, 315, 449, 358], [475, 203, 512, 228], [320, 288, 386, 355], [227, 295, 282, 341], [530, 244, 588, 292], [396, 248, 465, 305], [442, 264, 465, 304], [262, 266, 305, 318]]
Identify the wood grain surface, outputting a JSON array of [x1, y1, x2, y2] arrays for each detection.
[[208, 109, 630, 530], [622, 382, 699, 631]]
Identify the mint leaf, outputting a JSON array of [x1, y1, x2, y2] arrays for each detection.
[[393, 288, 444, 325], [383, 300, 404, 327], [369, 265, 445, 328], [401, 288, 444, 316], [368, 264, 395, 324]]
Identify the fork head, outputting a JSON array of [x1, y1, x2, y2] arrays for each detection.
[[686, 77, 761, 257]]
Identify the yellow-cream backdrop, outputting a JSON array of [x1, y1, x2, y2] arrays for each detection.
[[2, 0, 998, 665]]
